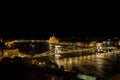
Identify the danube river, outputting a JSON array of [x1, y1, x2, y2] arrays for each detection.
[[0, 43, 120, 80], [32, 50, 120, 80]]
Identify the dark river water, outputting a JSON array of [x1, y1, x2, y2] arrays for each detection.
[[21, 49, 120, 80], [0, 42, 120, 80]]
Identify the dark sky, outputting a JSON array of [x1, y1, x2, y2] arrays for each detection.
[[0, 28, 119, 40], [0, 5, 119, 40]]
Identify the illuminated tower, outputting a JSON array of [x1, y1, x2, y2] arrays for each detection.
[[48, 35, 58, 43]]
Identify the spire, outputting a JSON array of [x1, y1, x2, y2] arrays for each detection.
[[48, 35, 58, 43]]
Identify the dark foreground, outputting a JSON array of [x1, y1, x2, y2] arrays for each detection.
[[0, 57, 81, 80]]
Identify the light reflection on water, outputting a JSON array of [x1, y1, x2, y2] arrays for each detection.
[[54, 51, 119, 78], [1, 47, 120, 79]]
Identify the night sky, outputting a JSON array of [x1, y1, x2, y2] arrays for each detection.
[[0, 5, 119, 40], [0, 27, 119, 40]]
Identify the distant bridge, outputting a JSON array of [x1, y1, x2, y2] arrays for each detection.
[[5, 40, 48, 48], [4, 39, 85, 48]]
